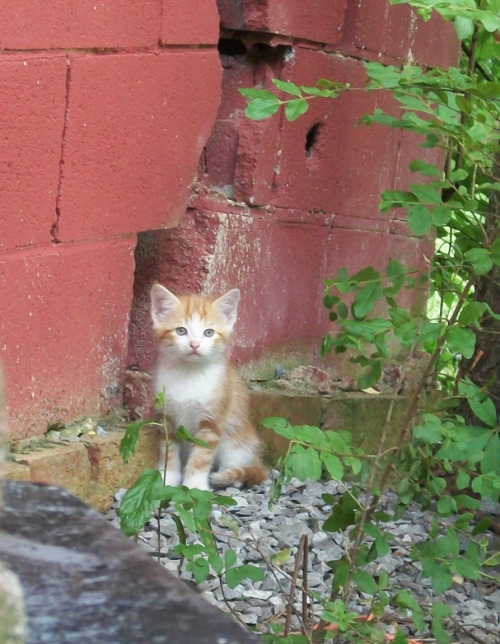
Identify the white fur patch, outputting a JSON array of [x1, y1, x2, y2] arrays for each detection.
[[155, 361, 225, 434], [183, 472, 211, 491]]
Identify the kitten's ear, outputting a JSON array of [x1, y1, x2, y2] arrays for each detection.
[[150, 284, 179, 325], [213, 288, 241, 327]]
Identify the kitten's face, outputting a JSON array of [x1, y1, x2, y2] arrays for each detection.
[[151, 285, 240, 365]]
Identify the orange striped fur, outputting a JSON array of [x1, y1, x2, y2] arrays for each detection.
[[151, 284, 267, 491]]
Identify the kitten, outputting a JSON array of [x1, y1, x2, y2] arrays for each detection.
[[150, 284, 267, 491]]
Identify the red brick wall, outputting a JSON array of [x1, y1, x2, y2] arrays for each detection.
[[0, 1, 458, 438], [0, 1, 221, 437], [127, 0, 459, 376]]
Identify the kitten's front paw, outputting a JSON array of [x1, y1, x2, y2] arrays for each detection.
[[183, 474, 211, 491], [161, 469, 182, 487]]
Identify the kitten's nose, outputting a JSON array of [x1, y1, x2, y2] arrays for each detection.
[[190, 340, 200, 350]]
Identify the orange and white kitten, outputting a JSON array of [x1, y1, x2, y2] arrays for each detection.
[[150, 284, 267, 491]]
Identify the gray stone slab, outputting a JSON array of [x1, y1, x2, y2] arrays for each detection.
[[0, 481, 258, 644]]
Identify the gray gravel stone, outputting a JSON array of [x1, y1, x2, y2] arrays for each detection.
[[110, 471, 498, 643]]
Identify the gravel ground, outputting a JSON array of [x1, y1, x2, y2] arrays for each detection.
[[106, 473, 499, 643]]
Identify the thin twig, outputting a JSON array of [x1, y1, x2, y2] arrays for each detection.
[[285, 533, 309, 636]]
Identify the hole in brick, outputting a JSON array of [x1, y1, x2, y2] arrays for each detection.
[[305, 123, 323, 158], [248, 43, 293, 66], [218, 38, 247, 57]]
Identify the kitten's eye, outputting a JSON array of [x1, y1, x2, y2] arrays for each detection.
[[175, 327, 187, 336], [204, 329, 215, 337]]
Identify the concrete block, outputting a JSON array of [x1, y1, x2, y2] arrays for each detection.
[[194, 207, 332, 365], [123, 370, 154, 421], [161, 0, 219, 45], [249, 390, 323, 461], [340, 0, 458, 66], [58, 50, 221, 242], [15, 443, 91, 500], [83, 427, 159, 511], [0, 54, 66, 252], [322, 394, 409, 453], [3, 460, 30, 481], [217, 0, 347, 47], [272, 52, 399, 217], [0, 0, 161, 50], [410, 12, 460, 69], [0, 238, 136, 439]]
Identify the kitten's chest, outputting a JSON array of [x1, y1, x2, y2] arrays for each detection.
[[155, 361, 224, 431]]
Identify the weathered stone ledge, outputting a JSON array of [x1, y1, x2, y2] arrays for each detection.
[[4, 391, 409, 511]]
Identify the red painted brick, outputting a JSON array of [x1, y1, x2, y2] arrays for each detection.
[[0, 0, 161, 50], [409, 12, 460, 70], [0, 54, 66, 252], [57, 51, 222, 242], [218, 0, 347, 47], [161, 0, 219, 45], [0, 238, 136, 438], [272, 52, 400, 217], [340, 0, 458, 66]]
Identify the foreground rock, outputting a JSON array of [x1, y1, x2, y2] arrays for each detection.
[[0, 481, 259, 644]]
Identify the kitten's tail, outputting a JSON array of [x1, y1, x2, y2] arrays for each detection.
[[210, 464, 268, 489]]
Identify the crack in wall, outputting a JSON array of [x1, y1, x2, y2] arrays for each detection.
[[51, 54, 71, 244]]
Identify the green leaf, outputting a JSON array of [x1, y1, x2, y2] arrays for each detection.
[[489, 237, 500, 266], [478, 11, 500, 32], [456, 469, 470, 490], [119, 419, 152, 463], [208, 553, 224, 575], [431, 205, 452, 227], [413, 415, 444, 444], [261, 417, 294, 439], [119, 469, 163, 536], [322, 453, 344, 480], [458, 302, 488, 326], [409, 159, 441, 176], [225, 564, 264, 589], [425, 560, 453, 594], [272, 79, 302, 96], [270, 548, 291, 566], [408, 204, 432, 235], [224, 548, 237, 570], [469, 394, 497, 427], [452, 556, 480, 580], [465, 248, 493, 276], [323, 491, 359, 532], [393, 630, 410, 644], [454, 16, 475, 40], [285, 98, 309, 121], [358, 361, 382, 390], [411, 182, 443, 205], [288, 445, 322, 481], [293, 424, 328, 447], [176, 425, 210, 448], [245, 97, 280, 120], [481, 433, 500, 471], [188, 557, 210, 584], [239, 87, 279, 100], [352, 282, 383, 319], [354, 570, 378, 595], [300, 85, 335, 97], [446, 326, 476, 359]]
